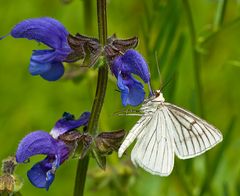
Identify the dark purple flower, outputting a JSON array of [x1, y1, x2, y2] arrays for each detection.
[[16, 112, 90, 190], [111, 49, 150, 106], [9, 17, 72, 81]]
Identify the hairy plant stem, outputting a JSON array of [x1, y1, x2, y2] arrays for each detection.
[[74, 0, 108, 196], [181, 0, 204, 118]]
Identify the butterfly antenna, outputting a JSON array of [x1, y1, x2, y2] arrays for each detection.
[[154, 51, 163, 90], [146, 58, 154, 97], [154, 52, 174, 92], [147, 81, 154, 97], [160, 73, 174, 92]]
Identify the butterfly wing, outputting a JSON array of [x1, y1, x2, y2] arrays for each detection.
[[118, 115, 152, 157], [164, 103, 223, 159], [131, 109, 175, 176]]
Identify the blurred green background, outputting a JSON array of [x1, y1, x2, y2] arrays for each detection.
[[0, 0, 240, 195]]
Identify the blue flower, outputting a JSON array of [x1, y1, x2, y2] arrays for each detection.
[[111, 49, 150, 106], [16, 112, 90, 190], [8, 17, 72, 81]]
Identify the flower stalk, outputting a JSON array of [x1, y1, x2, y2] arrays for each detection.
[[74, 0, 108, 195]]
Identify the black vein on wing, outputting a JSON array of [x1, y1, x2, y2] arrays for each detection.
[[170, 109, 211, 146], [192, 123, 208, 149], [153, 139, 160, 171], [164, 110, 184, 155], [132, 112, 156, 164], [166, 103, 220, 135], [131, 115, 154, 161], [165, 109, 190, 155], [142, 112, 159, 165], [160, 138, 166, 173], [167, 105, 221, 157], [133, 115, 153, 140], [170, 108, 215, 147], [169, 110, 200, 154]]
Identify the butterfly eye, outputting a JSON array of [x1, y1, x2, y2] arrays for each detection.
[[154, 90, 160, 97]]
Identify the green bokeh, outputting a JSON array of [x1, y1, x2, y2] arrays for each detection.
[[0, 0, 239, 195]]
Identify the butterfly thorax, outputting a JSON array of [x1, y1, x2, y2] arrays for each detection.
[[140, 90, 165, 114], [153, 90, 165, 102]]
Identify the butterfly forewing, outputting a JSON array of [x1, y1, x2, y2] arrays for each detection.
[[131, 109, 174, 176], [164, 103, 223, 159], [118, 115, 152, 157]]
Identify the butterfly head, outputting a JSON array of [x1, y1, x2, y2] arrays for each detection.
[[141, 90, 165, 111], [153, 90, 165, 102]]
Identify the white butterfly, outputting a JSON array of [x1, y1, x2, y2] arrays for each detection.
[[118, 90, 223, 176]]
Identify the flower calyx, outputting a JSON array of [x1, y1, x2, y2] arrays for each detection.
[[66, 33, 138, 68], [59, 129, 126, 170]]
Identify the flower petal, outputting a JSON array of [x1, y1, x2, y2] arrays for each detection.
[[117, 73, 145, 106], [112, 49, 150, 83], [50, 112, 91, 139], [29, 61, 64, 81], [30, 49, 70, 64], [16, 131, 57, 163], [55, 140, 70, 163], [29, 49, 70, 81], [11, 17, 69, 49], [39, 62, 64, 81], [27, 157, 55, 190], [30, 50, 57, 66], [21, 137, 69, 189]]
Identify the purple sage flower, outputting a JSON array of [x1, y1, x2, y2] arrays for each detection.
[[111, 49, 150, 106], [15, 112, 90, 190], [6, 17, 72, 81]]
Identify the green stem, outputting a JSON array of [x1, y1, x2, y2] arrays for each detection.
[[97, 0, 107, 45], [73, 0, 108, 196], [74, 156, 89, 196], [181, 0, 204, 117]]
